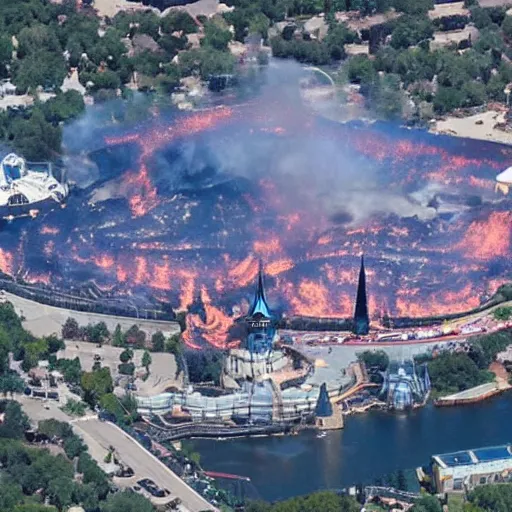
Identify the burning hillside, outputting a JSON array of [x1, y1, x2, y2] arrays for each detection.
[[0, 97, 510, 348]]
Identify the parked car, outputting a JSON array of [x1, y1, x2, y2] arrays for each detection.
[[137, 478, 166, 498]]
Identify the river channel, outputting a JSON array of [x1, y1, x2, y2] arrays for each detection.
[[191, 393, 512, 501]]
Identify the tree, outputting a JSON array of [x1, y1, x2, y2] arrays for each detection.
[[358, 350, 389, 371], [324, 22, 357, 60], [0, 401, 29, 439], [410, 494, 443, 512], [503, 15, 512, 39], [120, 348, 133, 363], [468, 483, 512, 511], [433, 86, 464, 114], [161, 10, 198, 34], [81, 367, 113, 407], [100, 489, 154, 512], [151, 331, 165, 352], [0, 326, 10, 374], [347, 55, 376, 86], [0, 35, 13, 78], [99, 393, 124, 423], [8, 108, 62, 160], [370, 73, 403, 119], [123, 325, 146, 348], [41, 91, 85, 124], [80, 69, 121, 91], [390, 16, 434, 50], [397, 469, 408, 491], [62, 398, 87, 417], [63, 433, 87, 459], [0, 373, 25, 397], [12, 50, 67, 91], [14, 505, 58, 512], [37, 418, 73, 440], [62, 318, 80, 340], [428, 352, 490, 396], [392, 0, 433, 15], [77, 452, 110, 499], [44, 334, 65, 354], [494, 307, 512, 321], [47, 477, 75, 511], [112, 324, 124, 347], [56, 357, 82, 385], [113, 10, 160, 39], [118, 362, 135, 376], [165, 333, 182, 356], [17, 24, 61, 58], [202, 21, 232, 51], [142, 350, 151, 370]]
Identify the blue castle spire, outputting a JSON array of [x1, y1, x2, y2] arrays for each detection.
[[315, 383, 333, 418], [249, 262, 271, 319], [245, 262, 274, 356]]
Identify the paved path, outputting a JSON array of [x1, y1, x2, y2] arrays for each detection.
[[2, 291, 180, 338], [75, 419, 216, 512]]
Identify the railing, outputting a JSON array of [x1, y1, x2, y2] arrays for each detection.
[[143, 420, 296, 441], [365, 486, 420, 503], [0, 279, 177, 322]]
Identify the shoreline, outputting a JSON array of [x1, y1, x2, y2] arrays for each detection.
[[429, 109, 512, 146]]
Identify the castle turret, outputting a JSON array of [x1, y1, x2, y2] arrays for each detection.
[[315, 383, 333, 418], [245, 263, 274, 355], [353, 255, 370, 335]]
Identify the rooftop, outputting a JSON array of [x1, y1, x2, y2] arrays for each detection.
[[434, 444, 512, 468]]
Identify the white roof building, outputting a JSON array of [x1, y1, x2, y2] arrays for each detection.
[[0, 153, 68, 216], [496, 167, 512, 194]]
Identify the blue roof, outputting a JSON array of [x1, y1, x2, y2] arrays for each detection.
[[249, 267, 271, 318], [438, 451, 473, 467], [473, 446, 512, 462], [435, 444, 512, 467]]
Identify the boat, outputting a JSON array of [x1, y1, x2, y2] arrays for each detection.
[[316, 432, 327, 438], [0, 153, 68, 219]]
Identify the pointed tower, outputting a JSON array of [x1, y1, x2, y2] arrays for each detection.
[[245, 262, 274, 356], [315, 383, 333, 418], [248, 262, 271, 319], [353, 255, 369, 335]]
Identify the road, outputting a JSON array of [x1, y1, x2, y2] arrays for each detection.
[[2, 291, 180, 338], [75, 419, 216, 512]]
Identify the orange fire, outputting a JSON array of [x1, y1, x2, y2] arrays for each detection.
[[456, 211, 511, 260], [0, 249, 14, 275]]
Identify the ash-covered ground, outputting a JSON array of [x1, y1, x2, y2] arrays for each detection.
[[0, 81, 510, 348]]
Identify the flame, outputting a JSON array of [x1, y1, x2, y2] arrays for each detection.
[[2, 103, 510, 350], [106, 107, 233, 217], [40, 225, 60, 235], [457, 211, 511, 260], [0, 249, 14, 275], [93, 254, 115, 270]]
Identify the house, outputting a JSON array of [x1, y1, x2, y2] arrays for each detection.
[[432, 444, 512, 493]]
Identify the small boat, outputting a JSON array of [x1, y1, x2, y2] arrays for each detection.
[[316, 432, 326, 439]]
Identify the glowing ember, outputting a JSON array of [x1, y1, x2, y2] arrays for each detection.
[[0, 103, 511, 350]]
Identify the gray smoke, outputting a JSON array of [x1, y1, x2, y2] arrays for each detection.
[[62, 60, 443, 224]]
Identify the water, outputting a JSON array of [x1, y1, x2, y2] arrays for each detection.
[[191, 393, 512, 501]]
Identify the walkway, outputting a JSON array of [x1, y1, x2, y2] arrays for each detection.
[[75, 419, 216, 512]]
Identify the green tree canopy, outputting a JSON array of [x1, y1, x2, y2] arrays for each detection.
[[202, 21, 233, 51], [161, 11, 198, 34], [100, 489, 154, 512], [81, 367, 113, 407]]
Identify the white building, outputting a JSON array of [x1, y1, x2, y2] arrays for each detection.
[[0, 153, 68, 218], [432, 444, 512, 493]]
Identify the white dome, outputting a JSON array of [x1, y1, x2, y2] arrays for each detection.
[[496, 167, 512, 184]]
